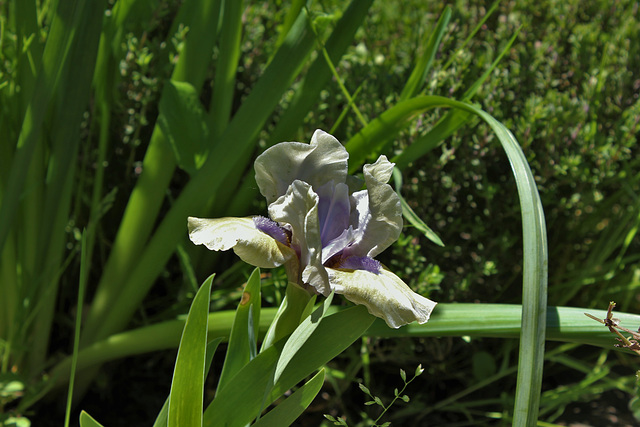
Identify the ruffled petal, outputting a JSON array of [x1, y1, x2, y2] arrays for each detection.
[[346, 155, 403, 258], [254, 129, 349, 205], [365, 154, 394, 183], [187, 216, 295, 268], [326, 267, 436, 328], [268, 180, 330, 294]]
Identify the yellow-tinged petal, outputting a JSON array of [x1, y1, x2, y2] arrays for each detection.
[[187, 216, 296, 268], [326, 267, 437, 329]]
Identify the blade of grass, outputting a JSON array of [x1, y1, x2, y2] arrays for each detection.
[[82, 0, 222, 343], [209, 0, 243, 138], [0, 0, 93, 256], [399, 6, 451, 101], [64, 232, 88, 427], [257, 293, 334, 423], [50, 308, 252, 389], [0, 233, 17, 367], [212, 0, 373, 220], [393, 28, 521, 170], [216, 268, 262, 391], [168, 274, 214, 427], [261, 282, 314, 352], [203, 339, 285, 427], [274, 292, 334, 387], [442, 0, 502, 71], [267, 305, 375, 404], [273, 0, 306, 51], [64, 232, 89, 427], [25, 0, 107, 374], [252, 369, 325, 427], [346, 95, 547, 424], [13, 0, 43, 123], [79, 411, 105, 427], [266, 0, 372, 146], [153, 337, 224, 427], [204, 305, 373, 427], [82, 0, 163, 313], [50, 303, 640, 391], [392, 167, 444, 247], [305, 5, 368, 128]]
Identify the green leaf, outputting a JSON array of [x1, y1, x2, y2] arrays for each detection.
[[269, 305, 375, 403], [399, 6, 451, 101], [79, 411, 105, 427], [204, 305, 374, 427], [273, 292, 335, 386], [261, 282, 314, 351], [64, 232, 89, 427], [157, 80, 210, 175], [266, 0, 372, 145], [217, 268, 262, 391], [4, 417, 31, 427], [80, 0, 223, 346], [392, 167, 444, 247], [168, 274, 215, 427], [252, 369, 326, 427], [629, 374, 640, 422], [153, 337, 223, 427], [209, 0, 243, 137], [203, 340, 284, 427], [0, 0, 106, 255], [359, 383, 371, 396], [346, 95, 547, 423], [393, 29, 521, 170]]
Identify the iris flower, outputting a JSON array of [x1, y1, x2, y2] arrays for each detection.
[[188, 130, 436, 328]]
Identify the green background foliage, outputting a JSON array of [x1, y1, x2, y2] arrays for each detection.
[[0, 0, 638, 425]]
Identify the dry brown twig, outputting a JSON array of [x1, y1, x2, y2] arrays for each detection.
[[585, 301, 640, 356]]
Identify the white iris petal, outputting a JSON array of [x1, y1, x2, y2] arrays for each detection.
[[187, 216, 295, 268], [326, 267, 437, 329], [255, 130, 349, 205]]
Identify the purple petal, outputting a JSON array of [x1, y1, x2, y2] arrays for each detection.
[[316, 182, 351, 246], [338, 256, 381, 274], [253, 216, 289, 246]]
